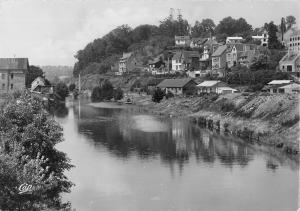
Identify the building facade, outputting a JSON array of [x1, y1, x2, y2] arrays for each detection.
[[0, 58, 28, 95], [175, 36, 191, 47], [288, 29, 300, 53]]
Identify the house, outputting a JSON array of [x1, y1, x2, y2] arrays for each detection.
[[171, 51, 200, 72], [226, 37, 243, 44], [147, 78, 164, 93], [0, 58, 28, 95], [199, 38, 218, 70], [277, 27, 298, 47], [117, 52, 141, 75], [278, 83, 300, 93], [175, 36, 191, 47], [148, 59, 167, 75], [31, 76, 53, 94], [197, 80, 237, 94], [157, 78, 197, 95], [252, 30, 268, 46], [226, 44, 257, 68], [288, 29, 300, 53], [211, 45, 227, 77], [279, 52, 300, 72], [265, 80, 292, 93], [190, 38, 207, 48], [238, 50, 256, 67]]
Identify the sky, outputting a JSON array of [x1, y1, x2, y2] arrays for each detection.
[[0, 0, 299, 66]]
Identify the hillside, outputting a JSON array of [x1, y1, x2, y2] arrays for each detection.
[[41, 65, 73, 81]]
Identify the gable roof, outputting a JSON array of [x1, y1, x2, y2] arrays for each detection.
[[280, 52, 300, 64], [268, 80, 292, 85], [120, 52, 132, 60], [0, 58, 29, 70], [279, 83, 300, 89], [212, 45, 227, 57], [197, 80, 220, 87], [157, 78, 195, 88]]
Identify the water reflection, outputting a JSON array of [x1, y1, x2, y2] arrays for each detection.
[[55, 100, 299, 211]]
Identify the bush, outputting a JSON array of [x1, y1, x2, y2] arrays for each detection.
[[152, 88, 165, 103], [113, 87, 124, 101], [69, 83, 76, 92], [91, 80, 114, 102], [221, 101, 235, 112]]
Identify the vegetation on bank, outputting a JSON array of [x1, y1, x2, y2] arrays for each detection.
[[0, 92, 73, 210], [91, 79, 124, 102]]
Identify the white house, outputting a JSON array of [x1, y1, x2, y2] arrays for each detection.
[[197, 80, 237, 94], [31, 76, 45, 92], [252, 30, 268, 47], [175, 36, 191, 47], [226, 37, 243, 44]]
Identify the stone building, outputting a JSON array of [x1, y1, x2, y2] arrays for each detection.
[[0, 58, 28, 95]]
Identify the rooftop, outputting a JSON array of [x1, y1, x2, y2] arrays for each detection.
[[157, 78, 195, 88], [268, 80, 292, 85], [0, 58, 29, 70], [120, 52, 132, 60], [197, 80, 221, 87], [212, 45, 227, 57]]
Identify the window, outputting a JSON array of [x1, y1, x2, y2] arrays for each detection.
[[2, 84, 5, 90], [1, 74, 5, 80], [11, 84, 13, 89], [11, 73, 14, 79]]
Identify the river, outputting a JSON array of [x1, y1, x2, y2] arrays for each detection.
[[55, 100, 299, 211]]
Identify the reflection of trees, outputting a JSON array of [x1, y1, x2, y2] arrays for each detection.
[[77, 113, 259, 171], [53, 103, 69, 118]]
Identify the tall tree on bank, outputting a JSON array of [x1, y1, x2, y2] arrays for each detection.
[[280, 17, 287, 42], [266, 21, 283, 49], [286, 15, 296, 30]]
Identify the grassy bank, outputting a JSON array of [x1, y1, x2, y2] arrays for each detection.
[[129, 92, 299, 154]]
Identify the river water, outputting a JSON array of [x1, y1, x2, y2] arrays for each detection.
[[55, 100, 299, 211]]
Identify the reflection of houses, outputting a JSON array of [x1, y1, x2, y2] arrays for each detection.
[[157, 78, 197, 95], [175, 35, 191, 47], [197, 80, 237, 94], [171, 51, 200, 72], [0, 58, 28, 94]]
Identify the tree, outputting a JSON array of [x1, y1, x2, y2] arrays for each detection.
[[54, 82, 69, 101], [266, 21, 283, 49], [69, 83, 76, 92], [152, 88, 165, 103], [191, 19, 215, 38], [215, 17, 253, 42], [91, 79, 114, 102], [286, 15, 296, 29], [25, 65, 43, 88], [113, 87, 124, 101], [0, 92, 73, 210]]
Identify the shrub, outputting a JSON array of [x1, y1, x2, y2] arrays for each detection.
[[54, 82, 69, 101], [69, 83, 76, 92], [221, 101, 235, 112], [113, 87, 124, 101], [91, 80, 114, 102], [152, 88, 165, 103]]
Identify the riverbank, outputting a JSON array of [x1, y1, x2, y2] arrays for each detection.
[[126, 92, 299, 155]]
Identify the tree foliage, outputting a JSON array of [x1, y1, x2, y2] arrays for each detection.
[[113, 87, 124, 101], [191, 19, 215, 38], [0, 92, 73, 210], [54, 82, 69, 101], [265, 21, 283, 49], [215, 17, 253, 42], [91, 79, 114, 102], [152, 88, 165, 103], [286, 15, 296, 29]]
